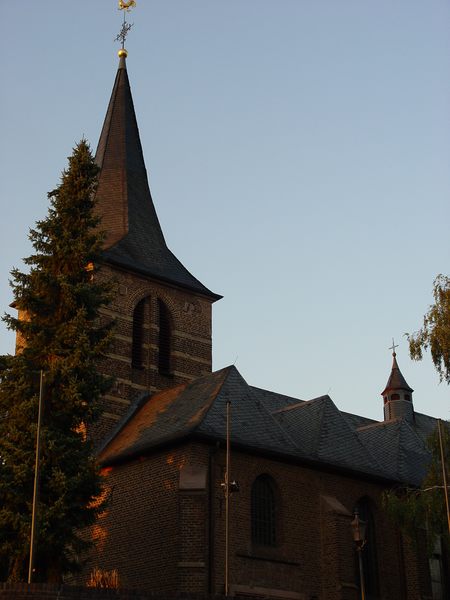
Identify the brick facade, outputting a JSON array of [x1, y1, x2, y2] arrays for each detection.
[[87, 440, 445, 599], [91, 265, 213, 445], [85, 443, 210, 593]]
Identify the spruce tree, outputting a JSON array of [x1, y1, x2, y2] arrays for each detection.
[[0, 141, 113, 582]]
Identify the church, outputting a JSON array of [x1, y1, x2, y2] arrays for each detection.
[[76, 46, 448, 600]]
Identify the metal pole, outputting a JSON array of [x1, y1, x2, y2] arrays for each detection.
[[437, 419, 450, 536], [357, 548, 366, 600], [224, 400, 231, 597], [28, 370, 44, 584]]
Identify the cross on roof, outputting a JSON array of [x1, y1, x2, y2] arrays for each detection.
[[115, 20, 133, 49], [389, 338, 399, 356], [115, 1, 136, 50]]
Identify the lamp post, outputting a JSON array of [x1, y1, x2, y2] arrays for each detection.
[[351, 509, 367, 600]]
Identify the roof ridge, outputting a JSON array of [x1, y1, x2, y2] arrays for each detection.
[[315, 398, 386, 474], [97, 380, 190, 459], [312, 396, 330, 458], [250, 386, 299, 451], [357, 419, 399, 432], [249, 385, 302, 402], [95, 66, 119, 172], [272, 395, 329, 415], [95, 389, 150, 457], [341, 409, 378, 424], [187, 366, 237, 435], [399, 418, 430, 454]]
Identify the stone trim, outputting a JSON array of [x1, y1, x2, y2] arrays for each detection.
[[173, 330, 211, 344], [231, 584, 304, 600], [236, 553, 300, 567]]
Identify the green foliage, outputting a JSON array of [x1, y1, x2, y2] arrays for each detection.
[[383, 421, 450, 554], [408, 274, 450, 384], [0, 141, 113, 582]]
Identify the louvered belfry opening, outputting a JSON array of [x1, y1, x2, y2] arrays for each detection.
[[251, 475, 276, 546], [158, 299, 172, 375], [132, 297, 147, 369]]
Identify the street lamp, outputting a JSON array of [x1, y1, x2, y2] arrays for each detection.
[[351, 509, 367, 600]]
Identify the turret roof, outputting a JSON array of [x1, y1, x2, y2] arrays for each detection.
[[94, 55, 221, 300], [381, 353, 414, 396]]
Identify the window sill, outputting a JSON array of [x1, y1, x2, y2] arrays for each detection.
[[236, 552, 300, 567]]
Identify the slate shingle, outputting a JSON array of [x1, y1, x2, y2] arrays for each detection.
[[357, 419, 431, 486], [99, 365, 437, 488], [94, 56, 221, 300]]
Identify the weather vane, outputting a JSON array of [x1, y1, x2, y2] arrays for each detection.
[[115, 1, 136, 55]]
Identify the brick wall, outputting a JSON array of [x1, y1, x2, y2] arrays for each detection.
[[84, 443, 211, 594], [91, 265, 214, 445], [214, 448, 432, 600], [83, 441, 442, 600]]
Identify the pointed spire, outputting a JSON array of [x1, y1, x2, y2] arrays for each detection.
[[382, 344, 414, 422], [382, 352, 414, 396], [94, 56, 221, 300]]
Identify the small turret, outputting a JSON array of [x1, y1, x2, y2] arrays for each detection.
[[382, 343, 414, 422]]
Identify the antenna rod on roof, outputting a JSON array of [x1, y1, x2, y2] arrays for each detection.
[[437, 419, 450, 535], [225, 400, 231, 597]]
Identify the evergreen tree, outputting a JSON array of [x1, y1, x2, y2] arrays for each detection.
[[0, 141, 113, 582]]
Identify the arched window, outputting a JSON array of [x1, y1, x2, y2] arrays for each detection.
[[132, 297, 147, 369], [429, 537, 445, 600], [158, 299, 172, 375], [251, 475, 276, 546], [354, 498, 379, 599]]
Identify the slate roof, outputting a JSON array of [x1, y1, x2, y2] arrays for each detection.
[[98, 365, 438, 487], [94, 55, 221, 301], [357, 420, 430, 486]]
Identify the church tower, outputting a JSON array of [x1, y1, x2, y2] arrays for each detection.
[[381, 346, 414, 422], [93, 51, 221, 442]]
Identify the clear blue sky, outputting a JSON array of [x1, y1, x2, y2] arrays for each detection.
[[1, 1, 449, 421]]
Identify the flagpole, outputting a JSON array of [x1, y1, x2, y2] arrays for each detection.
[[225, 400, 231, 597], [437, 419, 450, 536], [28, 370, 44, 583]]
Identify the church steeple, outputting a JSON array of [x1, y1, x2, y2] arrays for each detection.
[[94, 54, 220, 300], [91, 52, 220, 441], [382, 344, 414, 422]]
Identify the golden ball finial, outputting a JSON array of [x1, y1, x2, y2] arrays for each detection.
[[118, 48, 128, 58]]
